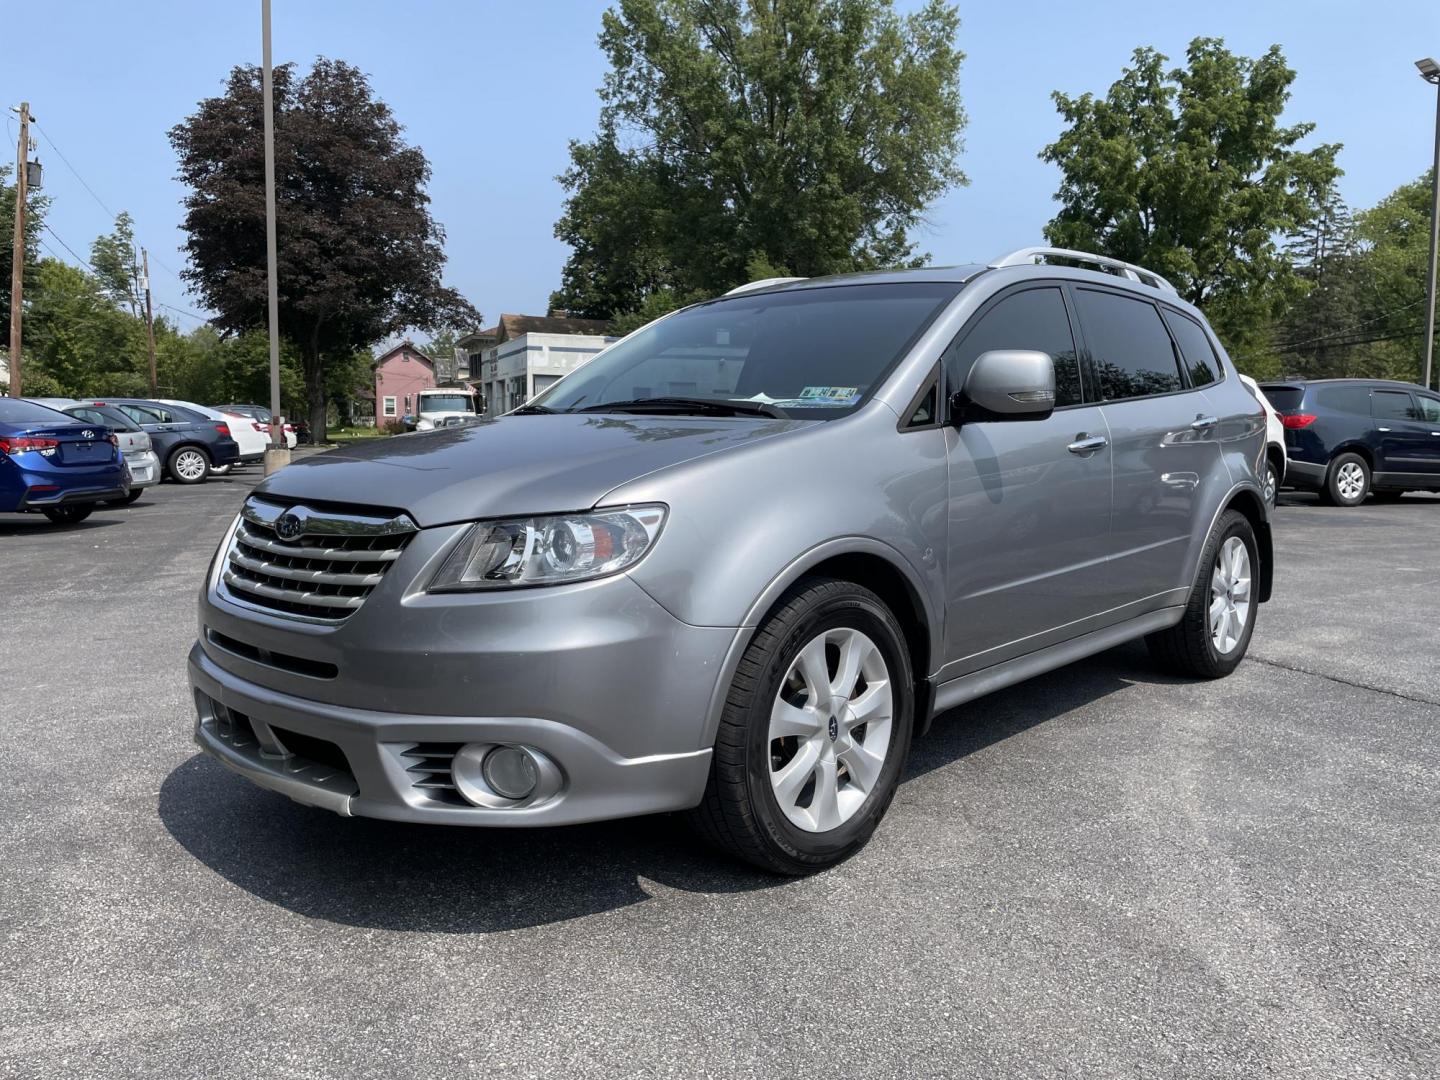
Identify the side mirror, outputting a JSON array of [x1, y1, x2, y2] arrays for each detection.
[[950, 349, 1057, 424]]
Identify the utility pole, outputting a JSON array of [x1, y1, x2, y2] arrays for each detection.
[[261, 0, 291, 471], [1418, 58, 1440, 391], [141, 248, 158, 396], [8, 102, 30, 397]]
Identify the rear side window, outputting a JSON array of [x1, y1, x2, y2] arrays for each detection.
[[1373, 390, 1419, 421], [946, 287, 1083, 407], [1314, 386, 1372, 415], [1162, 310, 1219, 387], [1075, 289, 1185, 400]]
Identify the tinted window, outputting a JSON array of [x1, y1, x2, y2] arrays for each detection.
[[945, 287, 1082, 407], [532, 282, 960, 418], [1373, 390, 1419, 421], [1163, 310, 1219, 386], [117, 403, 166, 424], [1417, 396, 1440, 423], [1261, 385, 1305, 411], [1314, 386, 1372, 416], [1076, 289, 1184, 400], [0, 398, 71, 424], [905, 380, 938, 427]]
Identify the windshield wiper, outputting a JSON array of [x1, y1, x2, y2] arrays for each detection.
[[510, 404, 554, 414], [574, 397, 788, 419]]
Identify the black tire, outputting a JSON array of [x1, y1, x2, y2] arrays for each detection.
[[1146, 509, 1258, 679], [41, 503, 94, 526], [688, 577, 915, 875], [167, 445, 210, 485], [1323, 451, 1370, 506], [1261, 458, 1279, 509], [104, 489, 143, 506]]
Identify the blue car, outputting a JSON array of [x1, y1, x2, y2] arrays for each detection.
[[1260, 378, 1440, 506], [1, 397, 129, 524]]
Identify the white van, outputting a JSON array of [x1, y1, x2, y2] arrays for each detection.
[[414, 388, 479, 430]]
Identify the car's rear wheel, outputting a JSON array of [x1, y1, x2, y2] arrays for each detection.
[[689, 577, 914, 875], [1146, 509, 1258, 679], [168, 446, 210, 484], [41, 503, 94, 526], [1261, 458, 1279, 508], [1324, 452, 1370, 506]]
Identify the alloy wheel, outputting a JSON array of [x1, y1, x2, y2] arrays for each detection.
[[1210, 536, 1252, 655], [173, 450, 207, 482], [1262, 463, 1277, 506], [1336, 461, 1365, 502], [768, 627, 894, 833]]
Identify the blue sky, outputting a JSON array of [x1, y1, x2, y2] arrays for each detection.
[[5, 0, 1439, 335]]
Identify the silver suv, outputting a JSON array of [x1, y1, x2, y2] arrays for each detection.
[[189, 248, 1272, 873]]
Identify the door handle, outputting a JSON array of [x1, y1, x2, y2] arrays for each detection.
[[1191, 415, 1219, 431], [1067, 434, 1108, 455], [1378, 427, 1392, 432]]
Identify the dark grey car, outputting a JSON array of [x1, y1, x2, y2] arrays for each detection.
[[189, 248, 1272, 873]]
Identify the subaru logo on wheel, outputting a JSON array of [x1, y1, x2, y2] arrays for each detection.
[[828, 714, 839, 741], [274, 509, 308, 541]]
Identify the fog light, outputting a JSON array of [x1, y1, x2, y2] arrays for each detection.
[[482, 745, 539, 800]]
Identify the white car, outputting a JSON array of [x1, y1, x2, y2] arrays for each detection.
[[1239, 374, 1286, 507], [155, 399, 269, 471]]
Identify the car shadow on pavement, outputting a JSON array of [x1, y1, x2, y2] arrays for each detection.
[[0, 516, 124, 537], [158, 640, 1175, 935]]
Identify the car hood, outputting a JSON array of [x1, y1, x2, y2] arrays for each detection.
[[255, 413, 813, 527]]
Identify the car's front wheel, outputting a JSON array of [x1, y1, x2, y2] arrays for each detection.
[[1324, 452, 1370, 506], [41, 503, 94, 526], [167, 446, 210, 484], [689, 577, 914, 875]]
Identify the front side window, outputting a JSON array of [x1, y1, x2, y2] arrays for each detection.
[[1415, 396, 1440, 423], [1373, 390, 1419, 421], [1076, 289, 1185, 401], [944, 287, 1082, 407], [382, 396, 397, 417], [531, 282, 961, 419], [1163, 309, 1220, 387]]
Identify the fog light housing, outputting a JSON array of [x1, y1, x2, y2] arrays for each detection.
[[450, 742, 562, 808], [482, 746, 539, 800]]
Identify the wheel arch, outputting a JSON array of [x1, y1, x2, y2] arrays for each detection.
[[1330, 441, 1374, 470], [1222, 487, 1273, 604]]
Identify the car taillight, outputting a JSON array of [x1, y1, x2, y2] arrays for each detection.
[[1281, 414, 1317, 429], [215, 423, 231, 438], [0, 436, 61, 455]]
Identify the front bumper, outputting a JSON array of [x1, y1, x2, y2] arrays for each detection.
[[190, 645, 714, 826], [124, 450, 160, 488]]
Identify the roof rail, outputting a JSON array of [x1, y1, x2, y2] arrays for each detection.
[[988, 247, 1177, 294], [724, 276, 808, 296]]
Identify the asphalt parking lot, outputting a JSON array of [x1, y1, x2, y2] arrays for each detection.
[[2, 470, 1437, 1079]]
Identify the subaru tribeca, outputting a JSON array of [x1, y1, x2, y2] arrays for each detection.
[[189, 248, 1273, 874]]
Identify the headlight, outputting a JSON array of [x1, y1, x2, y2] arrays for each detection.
[[428, 505, 667, 591]]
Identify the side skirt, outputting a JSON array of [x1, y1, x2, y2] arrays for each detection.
[[928, 606, 1184, 719]]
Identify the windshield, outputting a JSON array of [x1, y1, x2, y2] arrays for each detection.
[[420, 394, 476, 413], [530, 282, 962, 418]]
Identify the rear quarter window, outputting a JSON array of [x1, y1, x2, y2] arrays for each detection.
[[1162, 309, 1220, 387], [1260, 385, 1305, 412]]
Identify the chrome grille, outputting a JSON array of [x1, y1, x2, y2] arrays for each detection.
[[221, 497, 417, 622]]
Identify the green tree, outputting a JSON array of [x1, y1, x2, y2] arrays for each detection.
[[1, 164, 53, 351], [1040, 39, 1340, 355], [1351, 170, 1437, 383], [90, 212, 144, 318], [553, 0, 968, 320], [24, 258, 146, 394], [169, 59, 477, 440]]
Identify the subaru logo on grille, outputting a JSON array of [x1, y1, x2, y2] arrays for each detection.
[[82, 430, 95, 439], [274, 508, 308, 540]]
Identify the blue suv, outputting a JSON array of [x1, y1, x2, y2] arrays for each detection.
[[1, 397, 128, 524], [1260, 378, 1440, 505]]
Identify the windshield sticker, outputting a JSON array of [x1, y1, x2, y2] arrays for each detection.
[[792, 386, 861, 406]]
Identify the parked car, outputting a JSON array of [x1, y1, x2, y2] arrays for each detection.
[[188, 247, 1272, 874], [1258, 378, 1440, 506], [156, 400, 268, 469], [26, 396, 78, 410], [61, 403, 161, 504], [77, 398, 240, 484], [215, 403, 297, 449], [1238, 374, 1287, 507], [1, 397, 127, 524]]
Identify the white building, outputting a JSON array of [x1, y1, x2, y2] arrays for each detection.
[[458, 313, 617, 416]]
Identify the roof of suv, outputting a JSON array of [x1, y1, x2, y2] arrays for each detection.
[[1260, 377, 1434, 394]]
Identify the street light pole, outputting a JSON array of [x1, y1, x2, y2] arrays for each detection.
[[1418, 58, 1440, 391], [261, 0, 290, 472], [8, 102, 31, 398]]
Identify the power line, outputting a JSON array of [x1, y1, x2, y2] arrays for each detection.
[[40, 223, 97, 273], [1266, 297, 1429, 352], [32, 120, 118, 221]]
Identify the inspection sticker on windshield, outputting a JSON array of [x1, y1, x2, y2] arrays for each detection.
[[796, 386, 860, 405]]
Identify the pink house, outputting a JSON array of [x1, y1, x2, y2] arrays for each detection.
[[373, 341, 435, 424]]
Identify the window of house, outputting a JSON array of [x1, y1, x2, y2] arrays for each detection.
[[382, 396, 397, 417], [944, 286, 1083, 407], [1163, 309, 1220, 387], [1075, 289, 1185, 400]]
